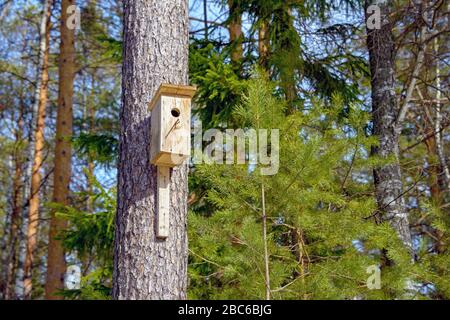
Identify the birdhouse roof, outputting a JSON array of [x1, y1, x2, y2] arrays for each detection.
[[149, 84, 197, 111]]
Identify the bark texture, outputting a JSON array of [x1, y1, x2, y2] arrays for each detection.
[[4, 98, 24, 300], [227, 0, 243, 68], [433, 38, 450, 192], [45, 0, 75, 299], [365, 1, 412, 249], [112, 0, 189, 300], [23, 0, 53, 299], [258, 22, 269, 68]]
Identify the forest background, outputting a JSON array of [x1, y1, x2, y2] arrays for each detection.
[[0, 0, 448, 300]]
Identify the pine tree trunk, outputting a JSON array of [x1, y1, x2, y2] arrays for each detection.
[[112, 0, 190, 300], [365, 1, 412, 249], [228, 0, 243, 68], [45, 0, 75, 299], [258, 22, 269, 68], [276, 8, 297, 108], [23, 0, 53, 299]]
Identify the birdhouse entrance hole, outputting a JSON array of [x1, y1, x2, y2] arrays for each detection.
[[171, 108, 180, 118]]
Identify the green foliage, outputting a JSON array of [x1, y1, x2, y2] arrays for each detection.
[[96, 36, 123, 63], [73, 133, 118, 166], [188, 72, 423, 299], [50, 174, 115, 300], [5, 0, 444, 301], [189, 41, 247, 128]]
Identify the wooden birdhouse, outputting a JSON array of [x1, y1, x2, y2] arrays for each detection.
[[148, 83, 196, 239], [149, 84, 196, 167]]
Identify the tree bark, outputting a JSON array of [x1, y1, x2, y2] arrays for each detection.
[[4, 96, 24, 300], [112, 0, 190, 300], [365, 1, 412, 249], [227, 0, 243, 68], [258, 22, 270, 69], [45, 0, 75, 299], [431, 37, 447, 254], [433, 38, 450, 192], [23, 0, 53, 299]]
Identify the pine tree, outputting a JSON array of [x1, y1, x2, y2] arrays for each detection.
[[188, 72, 418, 299], [23, 0, 53, 299], [45, 0, 76, 299], [113, 0, 190, 300]]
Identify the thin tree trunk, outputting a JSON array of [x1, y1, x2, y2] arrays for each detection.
[[0, 0, 12, 21], [112, 0, 190, 300], [203, 0, 208, 40], [276, 8, 297, 108], [258, 22, 269, 68], [365, 1, 412, 249], [227, 0, 243, 68], [4, 88, 25, 300], [424, 130, 441, 202], [85, 73, 96, 212], [261, 184, 270, 300], [81, 74, 96, 276], [431, 37, 447, 254], [23, 0, 53, 299], [433, 38, 450, 192], [45, 0, 75, 299]]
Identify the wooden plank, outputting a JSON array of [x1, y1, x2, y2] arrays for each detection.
[[149, 83, 196, 111], [156, 166, 170, 238]]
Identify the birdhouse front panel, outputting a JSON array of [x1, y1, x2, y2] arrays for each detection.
[[149, 84, 196, 167]]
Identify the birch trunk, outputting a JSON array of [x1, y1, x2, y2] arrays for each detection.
[[45, 0, 75, 299], [365, 1, 412, 249], [433, 38, 450, 192], [112, 0, 190, 300]]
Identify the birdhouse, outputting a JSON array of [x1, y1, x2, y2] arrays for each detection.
[[148, 84, 196, 239], [149, 84, 197, 167]]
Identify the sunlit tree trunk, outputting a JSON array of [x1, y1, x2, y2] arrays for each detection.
[[258, 21, 269, 68], [45, 0, 75, 299], [112, 0, 190, 300], [23, 0, 53, 299]]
